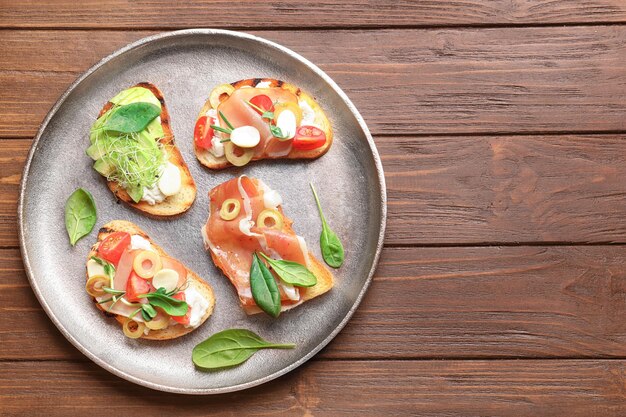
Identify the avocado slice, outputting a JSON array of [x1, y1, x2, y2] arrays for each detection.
[[86, 143, 107, 160], [93, 159, 115, 177], [126, 185, 144, 203]]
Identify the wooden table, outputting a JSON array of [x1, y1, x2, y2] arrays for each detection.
[[2, 1, 626, 415]]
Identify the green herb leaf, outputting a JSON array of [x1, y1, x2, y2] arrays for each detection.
[[250, 253, 281, 317], [138, 291, 188, 317], [210, 125, 232, 135], [310, 183, 345, 268], [141, 303, 157, 321], [270, 124, 289, 140], [261, 111, 274, 119], [102, 287, 125, 296], [244, 100, 275, 120], [192, 329, 295, 371], [259, 253, 317, 287], [90, 256, 115, 279], [102, 102, 161, 133], [219, 111, 235, 130], [65, 188, 97, 246]]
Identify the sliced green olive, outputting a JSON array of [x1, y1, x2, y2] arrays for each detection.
[[256, 209, 284, 230], [220, 198, 241, 221], [123, 318, 145, 339], [85, 275, 108, 297], [224, 141, 254, 167]]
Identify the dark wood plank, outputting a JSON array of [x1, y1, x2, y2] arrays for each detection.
[[3, 134, 626, 247], [2, 27, 626, 137], [3, 245, 626, 360], [0, 359, 624, 416], [1, 1, 625, 29]]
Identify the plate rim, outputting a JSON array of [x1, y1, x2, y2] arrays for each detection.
[[18, 28, 387, 394]]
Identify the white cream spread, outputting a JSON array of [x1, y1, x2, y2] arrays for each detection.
[[255, 81, 272, 88], [184, 286, 210, 328], [299, 100, 319, 127], [141, 183, 166, 205], [140, 160, 182, 205], [205, 108, 226, 158], [130, 234, 153, 251]]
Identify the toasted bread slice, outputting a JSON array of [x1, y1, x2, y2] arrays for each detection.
[[202, 177, 334, 315], [97, 83, 196, 217], [87, 220, 215, 340], [195, 78, 333, 169]]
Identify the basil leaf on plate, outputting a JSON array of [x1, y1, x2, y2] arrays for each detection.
[[65, 188, 97, 246], [250, 253, 281, 317], [259, 252, 317, 287], [102, 102, 161, 133], [192, 329, 295, 371], [310, 183, 345, 268]]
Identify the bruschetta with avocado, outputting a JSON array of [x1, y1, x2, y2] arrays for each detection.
[[193, 78, 333, 169], [87, 83, 196, 216], [86, 220, 215, 340]]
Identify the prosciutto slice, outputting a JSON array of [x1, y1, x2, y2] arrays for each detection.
[[217, 87, 298, 157], [202, 176, 309, 308]]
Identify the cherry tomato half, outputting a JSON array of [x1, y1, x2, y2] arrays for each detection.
[[125, 271, 153, 302], [292, 126, 327, 151], [249, 94, 274, 114], [97, 232, 131, 265], [171, 292, 191, 325], [194, 116, 213, 150]]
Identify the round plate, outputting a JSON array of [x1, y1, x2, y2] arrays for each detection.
[[18, 29, 386, 394]]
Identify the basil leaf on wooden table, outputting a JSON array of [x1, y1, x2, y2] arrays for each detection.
[[250, 253, 281, 317], [102, 102, 161, 133], [310, 183, 345, 268], [192, 329, 295, 371], [138, 290, 188, 317], [259, 252, 317, 287], [65, 188, 97, 246]]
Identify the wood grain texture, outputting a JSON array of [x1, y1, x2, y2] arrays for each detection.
[[1, 1, 625, 28], [3, 245, 626, 360], [0, 360, 624, 416], [1, 26, 626, 137], [3, 134, 626, 247]]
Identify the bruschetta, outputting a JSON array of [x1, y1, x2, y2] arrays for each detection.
[[86, 220, 215, 340], [202, 176, 334, 315], [87, 83, 196, 217], [194, 78, 333, 169]]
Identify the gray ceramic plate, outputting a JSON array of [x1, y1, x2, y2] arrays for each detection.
[[18, 29, 386, 394]]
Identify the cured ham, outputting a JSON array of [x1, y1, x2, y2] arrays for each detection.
[[217, 87, 298, 157], [203, 176, 308, 310]]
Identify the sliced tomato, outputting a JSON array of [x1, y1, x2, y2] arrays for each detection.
[[292, 126, 326, 151], [171, 292, 191, 325], [194, 116, 213, 150], [125, 271, 153, 302], [249, 94, 274, 114], [97, 232, 131, 265]]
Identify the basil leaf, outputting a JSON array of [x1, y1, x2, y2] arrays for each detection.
[[141, 303, 157, 321], [90, 256, 115, 279], [102, 102, 161, 133], [192, 329, 295, 371], [65, 188, 97, 246], [259, 253, 317, 287], [250, 253, 281, 318], [138, 292, 188, 317], [310, 183, 345, 268]]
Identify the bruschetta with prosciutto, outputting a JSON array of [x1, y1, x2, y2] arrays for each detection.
[[86, 221, 215, 340], [193, 78, 333, 169], [202, 176, 334, 316]]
